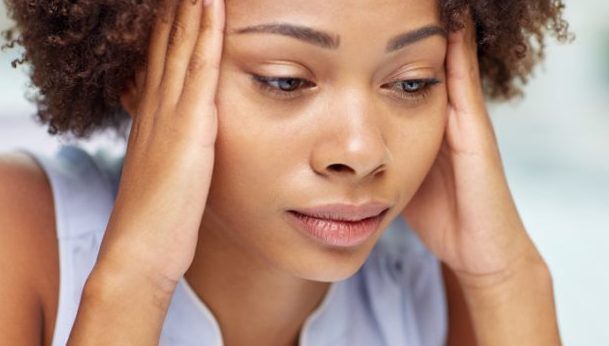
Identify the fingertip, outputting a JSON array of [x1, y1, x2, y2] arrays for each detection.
[[446, 7, 476, 46], [447, 28, 465, 46]]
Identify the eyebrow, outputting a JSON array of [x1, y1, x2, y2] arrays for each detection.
[[232, 23, 340, 50], [385, 25, 447, 52], [231, 23, 446, 53]]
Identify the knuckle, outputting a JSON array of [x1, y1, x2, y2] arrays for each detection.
[[200, 16, 220, 37], [200, 16, 211, 33], [187, 52, 207, 75], [168, 21, 186, 48]]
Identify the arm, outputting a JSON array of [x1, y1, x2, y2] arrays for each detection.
[[0, 153, 57, 346], [457, 250, 560, 345], [67, 263, 174, 345], [403, 10, 561, 345], [443, 256, 559, 346], [68, 0, 225, 343], [442, 263, 477, 346]]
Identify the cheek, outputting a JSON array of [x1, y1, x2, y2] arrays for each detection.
[[390, 96, 448, 201], [210, 77, 296, 210], [213, 68, 314, 184]]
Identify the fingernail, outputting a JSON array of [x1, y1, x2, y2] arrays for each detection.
[[204, 0, 212, 6]]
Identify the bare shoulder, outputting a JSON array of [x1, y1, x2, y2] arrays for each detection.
[[0, 152, 59, 345]]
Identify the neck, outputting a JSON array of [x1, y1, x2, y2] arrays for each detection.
[[185, 216, 330, 346]]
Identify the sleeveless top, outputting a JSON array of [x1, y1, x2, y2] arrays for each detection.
[[20, 145, 448, 346]]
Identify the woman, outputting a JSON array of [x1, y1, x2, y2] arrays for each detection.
[[0, 0, 569, 344]]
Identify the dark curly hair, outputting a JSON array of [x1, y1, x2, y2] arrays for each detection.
[[1, 0, 571, 139]]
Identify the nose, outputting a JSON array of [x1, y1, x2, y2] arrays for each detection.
[[310, 91, 390, 183]]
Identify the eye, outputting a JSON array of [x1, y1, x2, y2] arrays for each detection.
[[400, 80, 427, 92], [382, 78, 441, 103], [251, 75, 316, 99], [267, 78, 304, 92]]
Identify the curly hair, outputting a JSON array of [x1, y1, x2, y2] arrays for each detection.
[[1, 0, 571, 138]]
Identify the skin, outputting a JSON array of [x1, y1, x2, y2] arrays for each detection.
[[0, 0, 559, 345], [182, 0, 448, 344]]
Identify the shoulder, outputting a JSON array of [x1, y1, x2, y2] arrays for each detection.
[[0, 151, 59, 345]]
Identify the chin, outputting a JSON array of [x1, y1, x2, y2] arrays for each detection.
[[275, 211, 397, 283], [285, 239, 380, 283]]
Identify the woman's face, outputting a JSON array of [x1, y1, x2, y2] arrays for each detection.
[[202, 0, 447, 281]]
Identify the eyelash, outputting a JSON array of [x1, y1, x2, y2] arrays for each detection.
[[251, 74, 441, 103], [251, 75, 315, 99], [384, 78, 441, 103]]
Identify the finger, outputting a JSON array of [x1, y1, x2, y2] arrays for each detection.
[[180, 0, 225, 110], [445, 10, 499, 157], [446, 11, 485, 117], [160, 0, 206, 103], [144, 0, 179, 96]]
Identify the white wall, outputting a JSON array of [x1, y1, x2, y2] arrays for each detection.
[[488, 2, 609, 343], [1, 1, 608, 344]]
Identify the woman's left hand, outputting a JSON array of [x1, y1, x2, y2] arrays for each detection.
[[402, 15, 544, 285]]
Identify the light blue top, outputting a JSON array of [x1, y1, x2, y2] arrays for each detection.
[[22, 145, 448, 346]]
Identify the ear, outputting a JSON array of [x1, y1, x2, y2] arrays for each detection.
[[119, 68, 146, 119]]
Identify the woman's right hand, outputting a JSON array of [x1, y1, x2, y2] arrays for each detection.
[[68, 2, 225, 343], [95, 0, 225, 292]]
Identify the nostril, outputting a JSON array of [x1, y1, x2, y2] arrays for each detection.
[[370, 165, 386, 177], [327, 163, 354, 173]]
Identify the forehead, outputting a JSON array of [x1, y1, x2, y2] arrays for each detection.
[[225, 0, 441, 33]]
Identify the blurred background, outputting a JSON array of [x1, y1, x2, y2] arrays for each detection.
[[1, 1, 608, 344]]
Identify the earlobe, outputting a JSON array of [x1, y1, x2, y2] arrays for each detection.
[[120, 68, 146, 119], [119, 87, 136, 119]]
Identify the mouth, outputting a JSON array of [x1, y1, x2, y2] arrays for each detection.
[[286, 204, 390, 248]]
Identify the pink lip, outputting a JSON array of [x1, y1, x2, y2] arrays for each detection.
[[291, 202, 390, 222], [286, 203, 390, 247]]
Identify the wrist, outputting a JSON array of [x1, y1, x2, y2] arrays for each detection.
[[68, 260, 178, 344], [87, 255, 179, 305], [455, 246, 549, 292], [453, 251, 560, 346]]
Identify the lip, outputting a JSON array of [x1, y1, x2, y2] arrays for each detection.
[[286, 202, 390, 247], [291, 202, 390, 222]]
